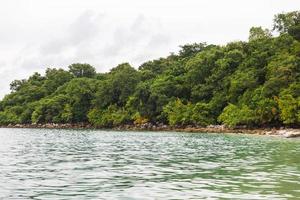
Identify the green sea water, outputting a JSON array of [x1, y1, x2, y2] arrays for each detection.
[[0, 128, 299, 199]]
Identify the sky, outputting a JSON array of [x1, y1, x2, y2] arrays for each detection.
[[0, 0, 299, 98]]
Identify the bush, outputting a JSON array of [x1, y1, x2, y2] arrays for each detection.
[[278, 95, 300, 125], [218, 104, 257, 127], [192, 102, 215, 126], [0, 110, 20, 125], [31, 95, 70, 123], [88, 105, 131, 127], [163, 99, 214, 126], [163, 99, 193, 126], [132, 112, 149, 125]]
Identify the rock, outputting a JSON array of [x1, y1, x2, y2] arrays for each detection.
[[162, 125, 168, 129], [277, 129, 300, 138], [285, 132, 300, 138], [265, 131, 273, 135], [207, 125, 225, 130]]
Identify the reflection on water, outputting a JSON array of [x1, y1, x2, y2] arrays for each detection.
[[0, 128, 299, 199]]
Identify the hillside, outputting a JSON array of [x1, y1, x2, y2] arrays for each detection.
[[0, 11, 299, 128]]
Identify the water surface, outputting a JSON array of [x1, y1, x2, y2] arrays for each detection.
[[0, 128, 299, 199]]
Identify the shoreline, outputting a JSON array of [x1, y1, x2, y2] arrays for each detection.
[[1, 123, 300, 138]]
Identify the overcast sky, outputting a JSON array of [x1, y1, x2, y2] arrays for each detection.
[[0, 0, 299, 98]]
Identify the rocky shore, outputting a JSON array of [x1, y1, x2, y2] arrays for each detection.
[[1, 123, 300, 138]]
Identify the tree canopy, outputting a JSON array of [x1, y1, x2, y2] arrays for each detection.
[[0, 11, 299, 128]]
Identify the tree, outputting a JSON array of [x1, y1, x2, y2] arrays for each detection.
[[263, 53, 299, 97], [125, 81, 157, 121], [0, 11, 300, 128], [179, 43, 207, 57], [278, 95, 300, 125], [88, 105, 130, 127], [10, 79, 26, 92], [218, 104, 257, 127], [31, 95, 69, 123], [228, 69, 258, 103], [63, 78, 97, 122], [163, 99, 193, 126], [288, 24, 300, 41], [249, 27, 272, 41], [277, 83, 300, 125], [68, 63, 96, 78], [28, 72, 45, 86], [43, 68, 73, 94], [163, 99, 214, 126], [93, 63, 140, 108], [273, 11, 300, 33], [192, 102, 215, 126], [0, 110, 20, 125]]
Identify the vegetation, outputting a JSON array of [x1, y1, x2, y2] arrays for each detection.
[[0, 11, 299, 128]]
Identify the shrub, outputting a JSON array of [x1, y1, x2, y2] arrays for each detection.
[[218, 104, 257, 127]]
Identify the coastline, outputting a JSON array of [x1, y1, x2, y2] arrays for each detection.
[[1, 123, 300, 138]]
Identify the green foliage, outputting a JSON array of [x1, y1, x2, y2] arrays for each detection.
[[179, 43, 207, 58], [19, 102, 39, 124], [31, 95, 70, 123], [61, 104, 73, 123], [2, 83, 46, 108], [43, 68, 73, 94], [218, 104, 257, 127], [278, 95, 300, 125], [0, 110, 20, 125], [138, 57, 177, 76], [273, 11, 300, 33], [255, 98, 279, 125], [68, 63, 96, 78], [10, 79, 26, 92], [125, 81, 157, 121], [163, 99, 214, 126], [0, 11, 299, 127], [288, 24, 300, 41], [278, 83, 300, 125], [93, 63, 140, 108], [88, 105, 130, 127], [249, 27, 272, 41], [63, 78, 97, 122], [163, 99, 194, 126], [132, 112, 149, 125], [263, 53, 299, 97], [228, 69, 258, 102], [192, 102, 215, 126]]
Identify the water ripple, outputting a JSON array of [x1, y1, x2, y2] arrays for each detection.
[[0, 129, 299, 199]]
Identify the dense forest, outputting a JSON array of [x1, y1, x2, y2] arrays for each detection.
[[0, 11, 299, 128]]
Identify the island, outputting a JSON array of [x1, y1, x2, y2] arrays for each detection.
[[0, 11, 299, 137]]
